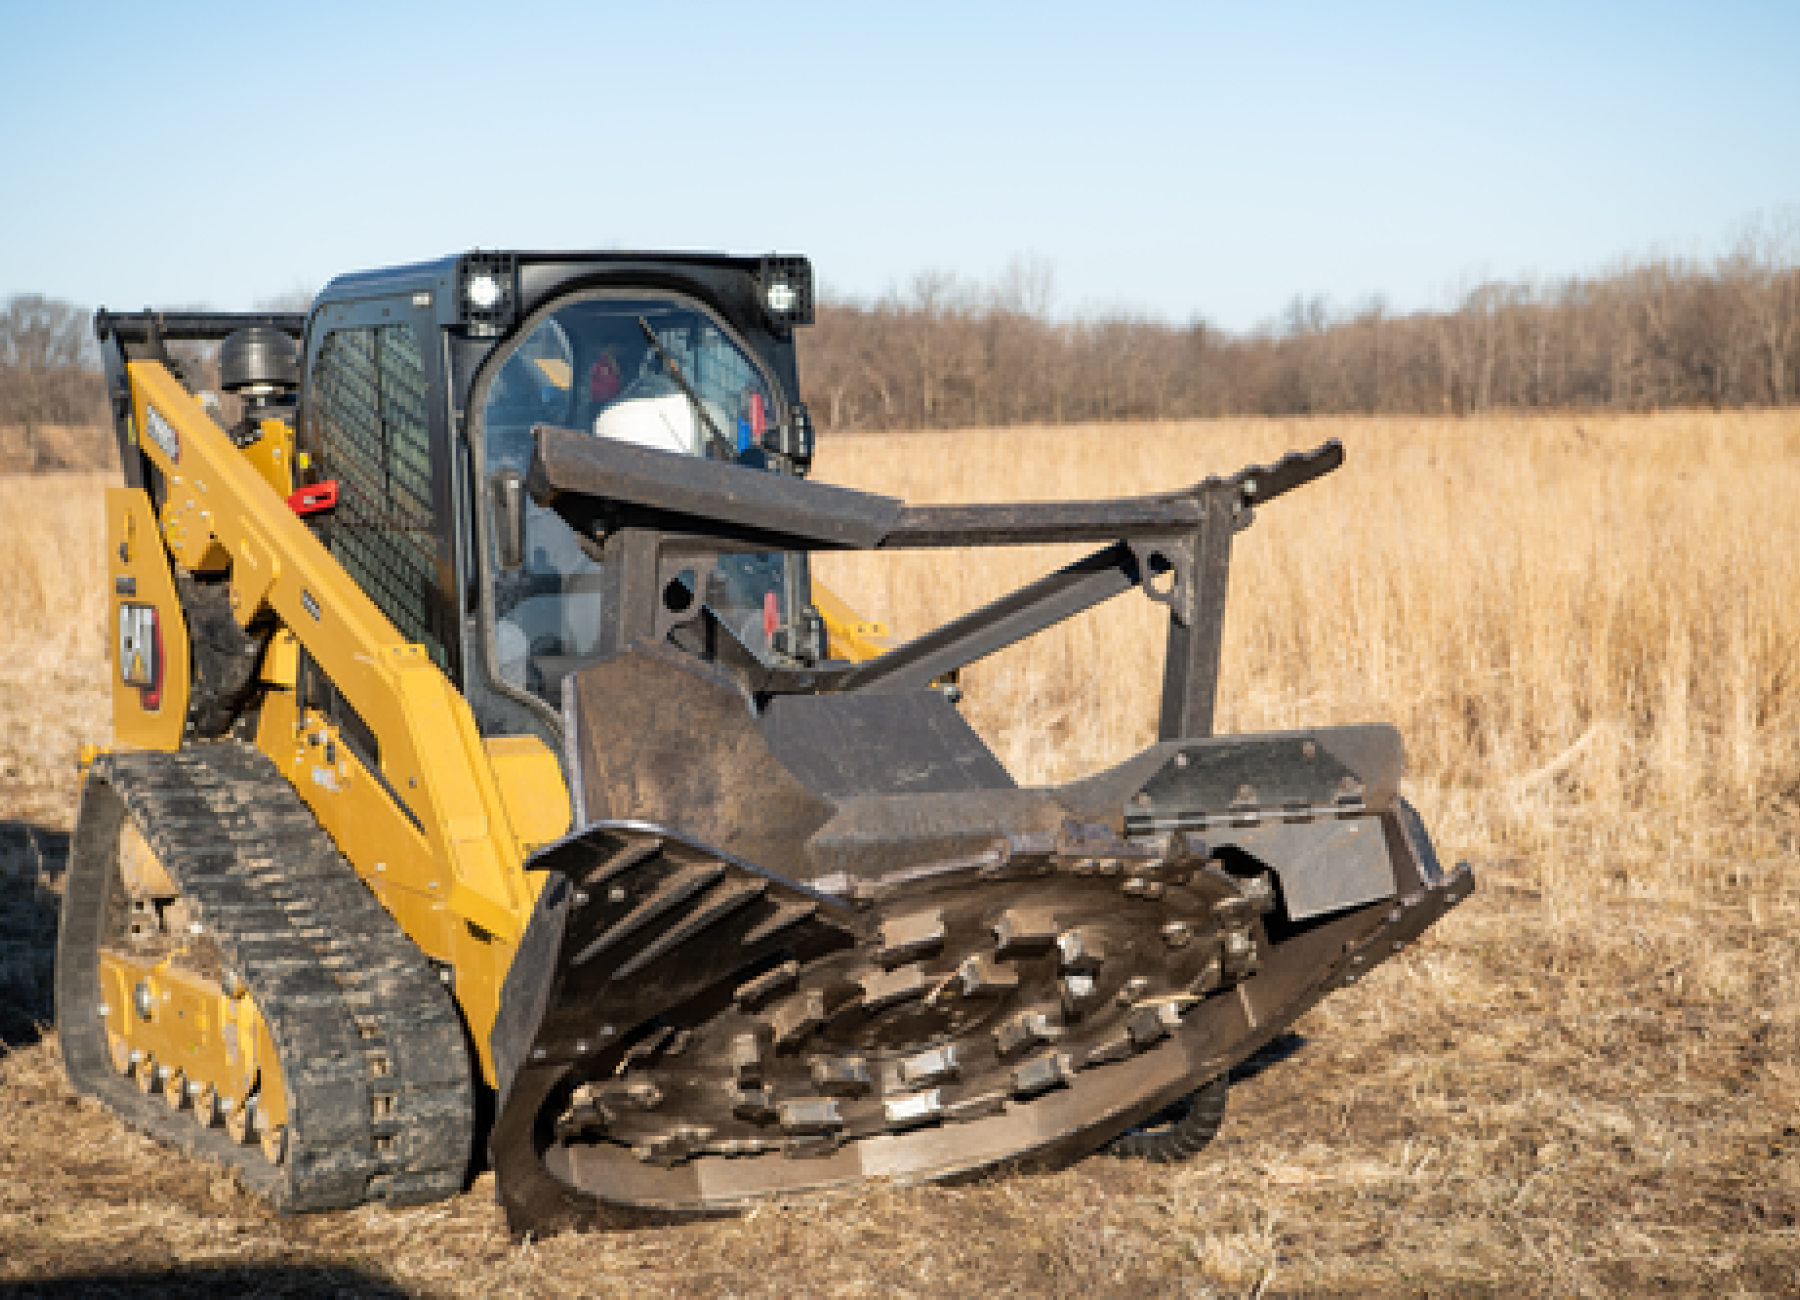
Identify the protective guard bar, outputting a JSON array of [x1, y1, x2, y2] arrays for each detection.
[[93, 311, 309, 492], [529, 427, 1343, 740], [94, 310, 307, 345]]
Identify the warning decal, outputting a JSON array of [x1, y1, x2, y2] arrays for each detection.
[[144, 405, 180, 464]]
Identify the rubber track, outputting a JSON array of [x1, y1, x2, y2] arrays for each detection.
[[1107, 1073, 1230, 1163], [58, 741, 471, 1211]]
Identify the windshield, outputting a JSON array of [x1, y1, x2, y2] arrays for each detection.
[[481, 294, 796, 705]]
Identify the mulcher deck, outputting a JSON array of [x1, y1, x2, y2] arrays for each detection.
[[490, 809, 1470, 1232], [56, 742, 472, 1211]]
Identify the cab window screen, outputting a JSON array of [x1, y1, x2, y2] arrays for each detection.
[[312, 324, 455, 674]]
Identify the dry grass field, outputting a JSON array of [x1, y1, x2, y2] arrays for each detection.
[[3, 413, 1799, 1296]]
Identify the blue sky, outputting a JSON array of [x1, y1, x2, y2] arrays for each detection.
[[3, 0, 1795, 331]]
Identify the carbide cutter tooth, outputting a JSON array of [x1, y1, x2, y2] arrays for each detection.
[[1056, 929, 1102, 970], [953, 954, 1020, 997], [570, 1098, 611, 1127], [1213, 894, 1256, 925], [1060, 972, 1100, 1017], [624, 1082, 662, 1109], [810, 1055, 872, 1096], [876, 910, 946, 967], [769, 989, 826, 1047], [634, 1126, 712, 1167], [778, 1097, 843, 1134], [730, 1083, 776, 1122], [1222, 928, 1259, 977], [994, 1007, 1060, 1056], [897, 1045, 959, 1088], [1012, 1051, 1074, 1097], [731, 1033, 763, 1083], [885, 1089, 945, 1129], [555, 1102, 609, 1142], [1243, 873, 1276, 913], [859, 963, 929, 1012], [606, 1081, 662, 1110], [993, 906, 1059, 958], [1126, 1001, 1185, 1047], [1115, 975, 1151, 1007]]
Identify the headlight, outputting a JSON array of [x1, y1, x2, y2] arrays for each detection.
[[766, 280, 799, 313], [458, 253, 518, 333], [758, 255, 814, 328], [467, 274, 501, 309]]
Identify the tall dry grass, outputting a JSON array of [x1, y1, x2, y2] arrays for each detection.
[[813, 411, 1800, 872], [0, 472, 113, 825], [7, 419, 1799, 869], [3, 424, 1798, 1293]]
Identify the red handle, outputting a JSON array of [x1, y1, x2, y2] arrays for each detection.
[[287, 480, 340, 516]]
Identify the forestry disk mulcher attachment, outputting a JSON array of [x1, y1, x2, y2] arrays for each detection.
[[59, 251, 1471, 1234]]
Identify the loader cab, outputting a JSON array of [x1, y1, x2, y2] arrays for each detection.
[[299, 251, 817, 747]]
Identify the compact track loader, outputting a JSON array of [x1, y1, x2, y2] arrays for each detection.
[[59, 251, 1471, 1233]]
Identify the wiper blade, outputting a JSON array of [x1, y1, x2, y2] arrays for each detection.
[[637, 316, 736, 461]]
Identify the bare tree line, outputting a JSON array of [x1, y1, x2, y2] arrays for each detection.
[[0, 291, 312, 471], [3, 221, 1795, 471], [0, 296, 107, 469], [802, 214, 1800, 430]]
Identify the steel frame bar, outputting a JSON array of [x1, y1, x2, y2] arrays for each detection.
[[532, 428, 1343, 739]]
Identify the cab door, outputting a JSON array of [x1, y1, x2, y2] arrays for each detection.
[[301, 294, 460, 680]]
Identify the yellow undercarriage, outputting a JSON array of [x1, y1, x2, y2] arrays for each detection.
[[100, 821, 289, 1163]]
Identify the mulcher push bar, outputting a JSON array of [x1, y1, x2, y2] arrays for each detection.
[[94, 310, 306, 343], [528, 425, 1344, 737]]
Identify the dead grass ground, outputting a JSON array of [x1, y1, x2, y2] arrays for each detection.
[[3, 414, 1799, 1296]]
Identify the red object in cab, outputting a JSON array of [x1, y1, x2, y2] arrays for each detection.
[[590, 353, 622, 402]]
